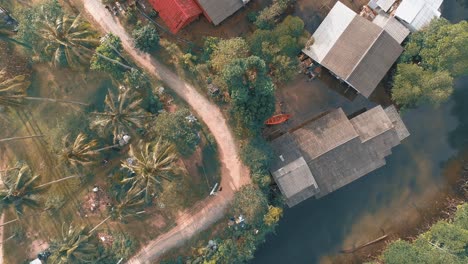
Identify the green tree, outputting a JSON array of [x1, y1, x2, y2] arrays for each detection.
[[249, 16, 305, 82], [152, 109, 201, 157], [132, 25, 160, 53], [90, 34, 129, 80], [97, 232, 137, 264], [124, 69, 151, 90], [16, 0, 63, 50], [400, 19, 468, 77], [121, 139, 178, 204], [59, 133, 99, 168], [222, 56, 275, 130], [110, 182, 146, 222], [210, 38, 249, 73], [264, 206, 283, 226], [392, 19, 467, 108], [91, 88, 147, 143], [392, 63, 453, 108], [36, 13, 99, 67], [255, 0, 295, 29], [382, 203, 468, 264], [0, 163, 80, 217], [48, 224, 98, 264], [230, 185, 268, 225]]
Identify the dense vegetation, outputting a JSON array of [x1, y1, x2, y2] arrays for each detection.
[[159, 2, 300, 263], [1, 0, 211, 263], [132, 25, 160, 53], [392, 19, 468, 108], [375, 203, 468, 263]]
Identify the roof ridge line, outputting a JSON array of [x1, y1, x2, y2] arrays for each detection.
[[345, 28, 385, 81]]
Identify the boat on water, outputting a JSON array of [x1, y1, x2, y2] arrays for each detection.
[[265, 114, 291, 125]]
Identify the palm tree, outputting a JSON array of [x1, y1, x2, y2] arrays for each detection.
[[0, 163, 81, 217], [110, 182, 146, 222], [0, 74, 88, 108], [0, 163, 45, 216], [0, 14, 31, 49], [48, 224, 98, 264], [91, 88, 147, 143], [36, 12, 134, 71], [121, 139, 178, 203], [36, 12, 99, 67], [59, 133, 99, 168], [0, 135, 44, 143]]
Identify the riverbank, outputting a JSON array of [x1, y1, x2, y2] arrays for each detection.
[[253, 1, 468, 263]]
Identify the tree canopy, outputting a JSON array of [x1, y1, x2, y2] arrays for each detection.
[[391, 64, 453, 108], [152, 108, 201, 157], [230, 185, 268, 225], [255, 0, 295, 29], [210, 37, 250, 73], [132, 25, 160, 53], [249, 16, 305, 83], [392, 19, 467, 108], [222, 56, 275, 130], [382, 203, 468, 264], [90, 33, 127, 79]]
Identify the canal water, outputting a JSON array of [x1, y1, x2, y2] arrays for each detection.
[[253, 1, 468, 263]]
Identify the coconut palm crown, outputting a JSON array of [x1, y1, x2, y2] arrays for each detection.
[[91, 88, 147, 143], [110, 182, 146, 222], [0, 163, 45, 216], [48, 224, 97, 264], [0, 74, 30, 107], [60, 133, 99, 168], [121, 139, 178, 203], [36, 12, 99, 67]]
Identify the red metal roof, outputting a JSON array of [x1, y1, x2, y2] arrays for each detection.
[[148, 0, 202, 34]]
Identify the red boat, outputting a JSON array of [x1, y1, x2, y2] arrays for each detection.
[[265, 114, 291, 125]]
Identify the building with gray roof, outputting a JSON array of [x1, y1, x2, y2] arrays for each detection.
[[195, 0, 245, 26], [270, 105, 409, 207], [302, 1, 404, 98]]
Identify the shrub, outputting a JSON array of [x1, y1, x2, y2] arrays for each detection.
[[132, 25, 160, 52]]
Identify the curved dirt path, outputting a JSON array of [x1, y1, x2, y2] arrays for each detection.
[[80, 1, 250, 263]]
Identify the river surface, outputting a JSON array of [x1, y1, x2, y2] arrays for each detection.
[[253, 1, 468, 263]]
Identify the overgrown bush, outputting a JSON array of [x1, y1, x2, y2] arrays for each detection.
[[255, 0, 295, 29], [132, 25, 160, 52], [152, 108, 201, 157]]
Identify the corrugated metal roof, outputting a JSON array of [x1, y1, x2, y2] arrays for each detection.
[[350, 105, 393, 142], [377, 0, 396, 11], [272, 157, 319, 200], [373, 14, 410, 44], [195, 0, 244, 25], [302, 1, 403, 98], [384, 105, 410, 141], [302, 1, 355, 62], [320, 15, 383, 83], [292, 108, 358, 160], [346, 31, 403, 97], [149, 0, 202, 33], [270, 106, 408, 205], [394, 0, 442, 31]]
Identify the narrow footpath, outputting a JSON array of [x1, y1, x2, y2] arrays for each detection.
[[80, 1, 250, 263]]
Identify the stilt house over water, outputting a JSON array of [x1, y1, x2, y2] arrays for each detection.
[[270, 106, 410, 207], [302, 1, 407, 98]]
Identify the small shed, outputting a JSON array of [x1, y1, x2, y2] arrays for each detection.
[[30, 259, 42, 264], [148, 0, 202, 33]]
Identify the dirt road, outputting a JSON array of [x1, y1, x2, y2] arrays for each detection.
[[80, 0, 250, 263]]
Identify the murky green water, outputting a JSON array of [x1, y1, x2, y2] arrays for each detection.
[[253, 1, 468, 263]]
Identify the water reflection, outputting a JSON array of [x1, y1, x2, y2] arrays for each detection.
[[253, 1, 467, 263]]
